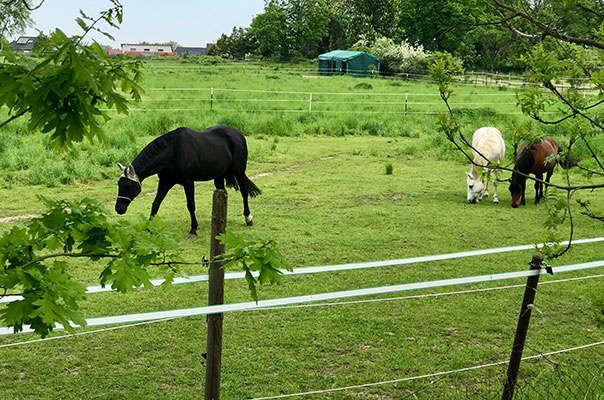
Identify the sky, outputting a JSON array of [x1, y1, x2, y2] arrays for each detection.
[[22, 0, 266, 48]]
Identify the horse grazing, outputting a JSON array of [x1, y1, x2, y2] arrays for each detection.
[[115, 125, 261, 238], [466, 127, 505, 204], [509, 137, 559, 208]]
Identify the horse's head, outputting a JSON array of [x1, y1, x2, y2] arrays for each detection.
[[466, 172, 484, 204], [509, 177, 523, 208], [115, 163, 141, 215]]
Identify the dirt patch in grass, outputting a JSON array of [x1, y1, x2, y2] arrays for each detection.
[[0, 214, 39, 223]]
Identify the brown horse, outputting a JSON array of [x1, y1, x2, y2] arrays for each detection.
[[509, 137, 560, 208]]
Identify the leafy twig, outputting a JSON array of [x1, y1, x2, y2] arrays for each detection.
[[0, 107, 30, 129]]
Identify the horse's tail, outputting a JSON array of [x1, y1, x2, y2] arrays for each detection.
[[226, 173, 262, 197], [239, 174, 262, 197]]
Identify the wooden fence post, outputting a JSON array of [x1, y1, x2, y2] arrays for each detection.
[[501, 253, 544, 400], [210, 87, 214, 110], [205, 189, 228, 400]]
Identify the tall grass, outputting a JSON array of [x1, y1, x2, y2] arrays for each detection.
[[0, 60, 551, 187]]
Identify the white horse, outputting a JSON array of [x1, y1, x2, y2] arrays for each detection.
[[466, 127, 505, 204]]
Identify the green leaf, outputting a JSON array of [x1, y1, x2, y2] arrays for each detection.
[[0, 196, 178, 337], [258, 264, 282, 285], [75, 17, 88, 32], [0, 12, 144, 149], [0, 299, 34, 332], [0, 39, 18, 63], [244, 268, 258, 303], [218, 230, 288, 301]]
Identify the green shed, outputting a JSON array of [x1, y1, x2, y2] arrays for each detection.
[[318, 50, 380, 77]]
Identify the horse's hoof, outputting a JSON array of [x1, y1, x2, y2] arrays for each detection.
[[245, 215, 254, 226], [493, 199, 499, 204], [484, 193, 490, 198], [187, 233, 198, 239]]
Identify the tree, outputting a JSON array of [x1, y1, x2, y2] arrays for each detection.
[[210, 27, 256, 60], [285, 0, 330, 57], [318, 16, 346, 54], [329, 0, 406, 46], [474, 31, 527, 72], [398, 0, 491, 67], [0, 0, 33, 41], [164, 40, 180, 52], [0, 0, 144, 148], [249, 1, 289, 58], [249, 0, 329, 59]]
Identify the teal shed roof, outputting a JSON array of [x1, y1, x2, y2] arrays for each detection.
[[318, 50, 380, 62]]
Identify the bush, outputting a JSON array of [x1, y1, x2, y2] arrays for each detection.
[[353, 82, 373, 90], [425, 51, 464, 75], [28, 163, 73, 186], [370, 37, 429, 75], [385, 162, 394, 175], [362, 121, 383, 136], [177, 55, 228, 65]]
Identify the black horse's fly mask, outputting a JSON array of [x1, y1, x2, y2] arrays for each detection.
[[115, 163, 142, 213]]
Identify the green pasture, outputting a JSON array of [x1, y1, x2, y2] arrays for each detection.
[[1, 61, 604, 399], [1, 60, 601, 189], [0, 60, 539, 188]]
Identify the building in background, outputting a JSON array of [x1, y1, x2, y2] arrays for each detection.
[[175, 43, 215, 56], [10, 36, 37, 53], [108, 43, 215, 57], [118, 43, 176, 56], [175, 46, 206, 56]]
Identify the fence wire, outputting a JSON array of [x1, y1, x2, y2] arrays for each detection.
[[394, 349, 604, 400], [466, 358, 604, 400], [134, 85, 602, 116]]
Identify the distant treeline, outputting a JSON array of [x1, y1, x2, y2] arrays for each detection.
[[207, 0, 602, 73]]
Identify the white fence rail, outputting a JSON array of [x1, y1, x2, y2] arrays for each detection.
[[119, 85, 598, 115], [2, 236, 602, 304], [2, 238, 604, 336]]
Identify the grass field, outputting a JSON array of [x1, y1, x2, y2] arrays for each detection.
[[1, 60, 604, 399], [0, 59, 529, 188]]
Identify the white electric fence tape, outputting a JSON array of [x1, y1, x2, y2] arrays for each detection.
[[2, 237, 603, 305], [2, 273, 603, 349], [2, 258, 604, 336]]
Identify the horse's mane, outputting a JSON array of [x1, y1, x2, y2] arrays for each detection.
[[132, 129, 182, 169], [515, 147, 534, 176]]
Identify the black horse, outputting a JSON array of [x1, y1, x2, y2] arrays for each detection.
[[115, 125, 261, 238]]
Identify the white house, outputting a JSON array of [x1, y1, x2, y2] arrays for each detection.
[[119, 43, 175, 56]]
